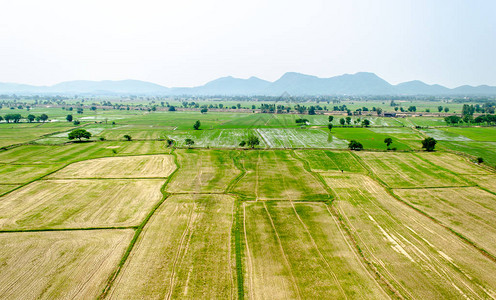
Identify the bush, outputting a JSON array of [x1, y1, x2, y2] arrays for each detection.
[[477, 157, 484, 164], [239, 140, 246, 147]]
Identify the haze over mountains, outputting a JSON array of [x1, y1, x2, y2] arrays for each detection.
[[1, 72, 496, 96]]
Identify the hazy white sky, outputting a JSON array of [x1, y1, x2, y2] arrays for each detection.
[[0, 0, 495, 88]]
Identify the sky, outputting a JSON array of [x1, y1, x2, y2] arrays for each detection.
[[0, 0, 495, 88]]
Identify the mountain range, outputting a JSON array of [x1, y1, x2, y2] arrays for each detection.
[[1, 72, 496, 96]]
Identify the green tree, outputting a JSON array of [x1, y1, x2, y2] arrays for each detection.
[[185, 138, 194, 147], [123, 134, 132, 141], [68, 129, 92, 141], [345, 116, 351, 125], [73, 120, 80, 125], [339, 118, 345, 125], [444, 115, 461, 125], [247, 134, 260, 148], [422, 137, 437, 151], [166, 139, 175, 147], [444, 107, 449, 113], [328, 115, 334, 123], [239, 140, 246, 147], [362, 119, 370, 127], [348, 140, 363, 151], [4, 113, 22, 123], [66, 114, 73, 122], [200, 108, 208, 114], [27, 114, 35, 123], [477, 157, 484, 164], [327, 123, 333, 132], [376, 108, 383, 116], [193, 120, 201, 130], [438, 106, 443, 112], [384, 137, 393, 148], [40, 114, 48, 122]]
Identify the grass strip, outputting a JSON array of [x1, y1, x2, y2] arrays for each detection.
[[227, 150, 246, 299]]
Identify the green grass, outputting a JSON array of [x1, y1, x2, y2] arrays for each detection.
[[440, 127, 496, 142], [440, 141, 496, 166], [331, 127, 414, 150]]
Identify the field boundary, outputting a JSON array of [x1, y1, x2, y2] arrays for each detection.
[[98, 149, 180, 299], [350, 152, 496, 265], [291, 151, 400, 298], [227, 150, 247, 299]]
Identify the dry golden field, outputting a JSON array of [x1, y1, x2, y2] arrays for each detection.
[[0, 143, 495, 299], [0, 229, 133, 299], [107, 194, 236, 299], [48, 154, 175, 178], [0, 179, 164, 230]]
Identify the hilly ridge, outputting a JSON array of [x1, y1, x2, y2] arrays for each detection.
[[1, 72, 496, 96]]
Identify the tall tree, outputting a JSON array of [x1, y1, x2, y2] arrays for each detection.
[[247, 134, 260, 148], [422, 137, 437, 151], [68, 129, 92, 141], [348, 140, 363, 151], [384, 137, 393, 148], [193, 120, 201, 130]]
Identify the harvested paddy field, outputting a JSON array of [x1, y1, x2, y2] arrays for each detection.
[[107, 194, 236, 299], [0, 163, 63, 184], [49, 154, 175, 178], [465, 174, 496, 193], [242, 201, 387, 299], [166, 149, 240, 193], [233, 150, 329, 201], [0, 185, 18, 195], [294, 149, 365, 172], [356, 152, 470, 188], [0, 229, 133, 299], [420, 152, 490, 175], [326, 173, 496, 299], [0, 179, 164, 230], [395, 187, 496, 257], [0, 141, 169, 164]]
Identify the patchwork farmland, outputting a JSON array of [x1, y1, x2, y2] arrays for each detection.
[[1, 109, 496, 299], [1, 138, 496, 299]]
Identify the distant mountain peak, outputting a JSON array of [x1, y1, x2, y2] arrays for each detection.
[[0, 73, 495, 96]]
